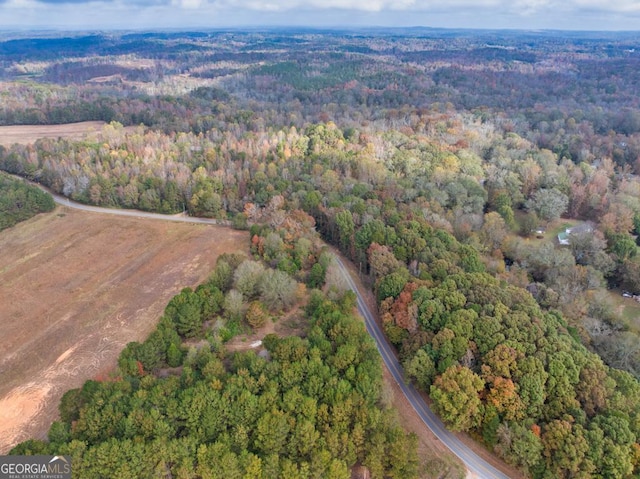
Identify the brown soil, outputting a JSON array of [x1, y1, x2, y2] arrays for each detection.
[[224, 303, 308, 354], [380, 367, 467, 479], [453, 430, 526, 479], [0, 121, 110, 146], [0, 207, 248, 453]]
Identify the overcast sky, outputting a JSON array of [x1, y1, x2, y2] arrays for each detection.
[[1, 0, 639, 31]]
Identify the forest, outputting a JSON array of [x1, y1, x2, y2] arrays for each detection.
[[2, 28, 640, 477], [0, 172, 55, 230], [12, 251, 419, 479]]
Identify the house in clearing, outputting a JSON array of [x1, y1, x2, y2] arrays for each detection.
[[557, 222, 594, 245]]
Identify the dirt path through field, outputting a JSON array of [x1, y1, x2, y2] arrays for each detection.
[[0, 207, 247, 453]]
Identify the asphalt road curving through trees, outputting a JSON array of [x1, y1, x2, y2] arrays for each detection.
[[36, 183, 509, 479], [334, 256, 511, 479]]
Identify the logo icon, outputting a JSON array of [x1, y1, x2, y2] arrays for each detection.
[[0, 455, 71, 479]]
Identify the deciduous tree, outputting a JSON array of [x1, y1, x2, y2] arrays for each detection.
[[430, 365, 484, 432]]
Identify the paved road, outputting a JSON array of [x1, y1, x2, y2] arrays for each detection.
[[44, 185, 231, 226], [20, 177, 510, 478], [334, 257, 511, 479]]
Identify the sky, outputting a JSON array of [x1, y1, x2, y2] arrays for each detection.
[[1, 0, 640, 31]]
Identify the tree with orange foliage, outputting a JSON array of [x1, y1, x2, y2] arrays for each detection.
[[390, 282, 419, 332]]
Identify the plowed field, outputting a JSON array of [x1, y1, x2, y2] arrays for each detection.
[[0, 121, 108, 146], [0, 207, 247, 453]]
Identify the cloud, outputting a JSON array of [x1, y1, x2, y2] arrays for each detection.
[[573, 0, 640, 13], [0, 0, 639, 29], [34, 0, 103, 3], [172, 0, 203, 8], [2, 0, 39, 5], [511, 0, 551, 14], [2, 0, 167, 5], [209, 0, 503, 13]]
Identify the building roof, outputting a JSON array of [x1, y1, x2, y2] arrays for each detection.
[[566, 222, 594, 235], [558, 221, 594, 245], [558, 231, 570, 245]]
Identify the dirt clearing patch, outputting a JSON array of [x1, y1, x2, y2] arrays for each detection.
[[0, 121, 107, 146], [0, 207, 247, 453]]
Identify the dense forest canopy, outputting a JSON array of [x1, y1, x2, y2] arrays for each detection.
[[0, 172, 55, 230], [12, 253, 420, 479], [3, 28, 640, 478]]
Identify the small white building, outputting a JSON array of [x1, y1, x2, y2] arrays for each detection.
[[557, 223, 594, 245]]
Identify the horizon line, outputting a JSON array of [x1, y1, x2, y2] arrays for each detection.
[[1, 25, 640, 35]]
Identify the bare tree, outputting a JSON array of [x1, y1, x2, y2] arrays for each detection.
[[233, 260, 265, 299], [259, 269, 298, 311]]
